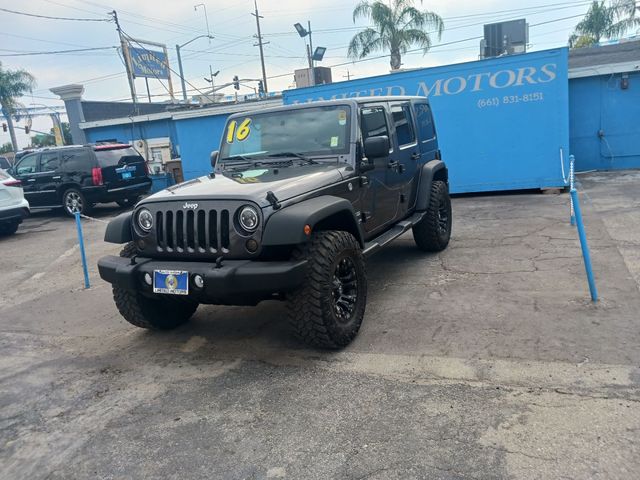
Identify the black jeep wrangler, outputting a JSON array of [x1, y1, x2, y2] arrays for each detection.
[[98, 97, 451, 348]]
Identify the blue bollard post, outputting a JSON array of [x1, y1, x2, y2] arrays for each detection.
[[569, 155, 576, 226], [74, 211, 91, 289], [570, 189, 597, 302]]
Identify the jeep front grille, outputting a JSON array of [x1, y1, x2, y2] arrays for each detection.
[[155, 208, 231, 254]]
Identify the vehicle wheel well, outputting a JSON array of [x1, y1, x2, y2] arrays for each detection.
[[433, 168, 448, 184], [313, 210, 363, 248], [58, 183, 82, 201]]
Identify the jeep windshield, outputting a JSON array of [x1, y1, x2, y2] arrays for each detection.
[[219, 105, 351, 166]]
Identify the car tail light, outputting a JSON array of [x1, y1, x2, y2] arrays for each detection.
[[3, 179, 22, 187], [92, 167, 103, 186]]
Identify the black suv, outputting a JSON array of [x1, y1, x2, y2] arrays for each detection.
[[10, 144, 152, 216], [98, 97, 451, 348]]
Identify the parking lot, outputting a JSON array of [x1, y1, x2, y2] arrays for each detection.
[[1, 171, 639, 479]]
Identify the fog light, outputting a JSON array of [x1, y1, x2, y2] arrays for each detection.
[[246, 239, 259, 253], [144, 273, 152, 286], [194, 274, 204, 289]]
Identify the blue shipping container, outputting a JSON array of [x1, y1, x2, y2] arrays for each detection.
[[284, 48, 570, 193]]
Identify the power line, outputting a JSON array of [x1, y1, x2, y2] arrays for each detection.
[[0, 6, 111, 22], [0, 46, 117, 57], [262, 0, 592, 37]]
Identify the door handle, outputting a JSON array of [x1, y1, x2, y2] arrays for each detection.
[[388, 160, 399, 170], [27, 178, 36, 182], [411, 152, 421, 161], [52, 176, 61, 180], [359, 176, 369, 186]]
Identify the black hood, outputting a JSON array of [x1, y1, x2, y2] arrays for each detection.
[[141, 163, 353, 208]]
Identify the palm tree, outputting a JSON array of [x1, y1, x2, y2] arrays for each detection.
[[610, 0, 640, 34], [569, 0, 640, 48], [0, 63, 36, 152], [348, 0, 444, 70]]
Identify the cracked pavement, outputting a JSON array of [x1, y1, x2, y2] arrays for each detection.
[[1, 171, 640, 479]]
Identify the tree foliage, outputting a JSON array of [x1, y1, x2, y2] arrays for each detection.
[[570, 0, 640, 48], [348, 0, 444, 70], [30, 122, 72, 148], [0, 62, 36, 151]]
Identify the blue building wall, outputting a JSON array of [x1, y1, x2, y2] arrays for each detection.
[[84, 118, 178, 152], [569, 72, 640, 171], [284, 48, 570, 194], [173, 114, 231, 179]]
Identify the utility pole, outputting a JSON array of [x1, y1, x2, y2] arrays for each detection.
[[110, 10, 137, 106], [251, 0, 268, 95]]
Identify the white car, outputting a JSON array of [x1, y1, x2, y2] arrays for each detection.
[[0, 169, 30, 236]]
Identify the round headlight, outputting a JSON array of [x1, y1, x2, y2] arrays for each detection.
[[137, 208, 153, 232], [238, 205, 259, 232]]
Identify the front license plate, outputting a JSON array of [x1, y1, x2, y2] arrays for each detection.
[[153, 270, 189, 295]]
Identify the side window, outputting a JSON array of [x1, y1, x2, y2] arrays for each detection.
[[390, 104, 416, 147], [40, 152, 60, 172], [61, 149, 92, 171], [15, 153, 38, 175], [361, 106, 390, 140], [415, 103, 436, 142]]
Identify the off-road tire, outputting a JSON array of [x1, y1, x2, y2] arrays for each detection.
[[112, 241, 198, 330], [61, 187, 92, 217], [0, 221, 19, 236], [412, 180, 452, 252], [287, 231, 367, 349]]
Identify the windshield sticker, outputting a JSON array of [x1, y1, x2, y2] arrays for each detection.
[[330, 136, 339, 147], [226, 118, 252, 143], [338, 110, 347, 126]]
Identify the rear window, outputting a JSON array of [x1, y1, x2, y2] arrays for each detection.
[[95, 147, 144, 167]]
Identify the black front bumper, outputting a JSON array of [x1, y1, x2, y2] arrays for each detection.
[[98, 255, 307, 304]]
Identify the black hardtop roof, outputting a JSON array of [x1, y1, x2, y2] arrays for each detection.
[[227, 96, 429, 119]]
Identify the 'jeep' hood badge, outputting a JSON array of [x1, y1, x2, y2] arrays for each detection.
[[182, 202, 198, 209]]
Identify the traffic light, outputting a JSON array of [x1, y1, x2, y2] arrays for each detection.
[[2, 123, 6, 132], [233, 75, 240, 90], [24, 125, 30, 134], [258, 80, 264, 96]]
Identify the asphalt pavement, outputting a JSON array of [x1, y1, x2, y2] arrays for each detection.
[[1, 171, 639, 479]]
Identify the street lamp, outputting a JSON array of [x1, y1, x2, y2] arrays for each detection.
[[294, 21, 326, 87], [194, 4, 211, 40], [204, 68, 220, 94], [293, 21, 313, 69], [175, 34, 214, 102]]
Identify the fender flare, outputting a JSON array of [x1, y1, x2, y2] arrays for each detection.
[[415, 160, 448, 212], [262, 195, 364, 248], [104, 211, 133, 244]]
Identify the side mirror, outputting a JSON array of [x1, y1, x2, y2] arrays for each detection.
[[210, 150, 219, 169], [363, 136, 390, 159]]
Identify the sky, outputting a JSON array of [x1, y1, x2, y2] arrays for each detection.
[[0, 0, 601, 149]]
